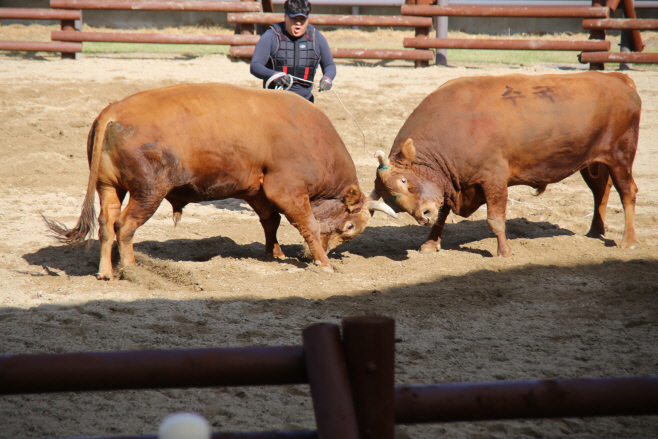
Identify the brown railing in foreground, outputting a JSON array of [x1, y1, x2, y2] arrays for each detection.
[[1, 316, 657, 439]]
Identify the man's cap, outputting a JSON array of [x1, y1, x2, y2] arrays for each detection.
[[284, 0, 311, 18]]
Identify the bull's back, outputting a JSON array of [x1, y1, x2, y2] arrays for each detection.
[[97, 83, 357, 197], [396, 72, 640, 183]]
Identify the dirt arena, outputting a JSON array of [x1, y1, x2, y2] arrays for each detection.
[[0, 47, 657, 438]]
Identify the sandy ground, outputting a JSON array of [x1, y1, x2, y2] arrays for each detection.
[[0, 47, 657, 439]]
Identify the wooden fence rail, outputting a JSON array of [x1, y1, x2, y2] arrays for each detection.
[[0, 7, 81, 20], [227, 12, 433, 27], [228, 45, 435, 61], [403, 37, 611, 51], [2, 316, 658, 439], [52, 30, 260, 45], [583, 18, 658, 30], [0, 7, 82, 57], [401, 4, 609, 17], [395, 377, 658, 424], [580, 51, 658, 63], [50, 0, 261, 12]]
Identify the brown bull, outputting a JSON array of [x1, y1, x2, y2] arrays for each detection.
[[44, 83, 395, 279], [373, 72, 641, 257]]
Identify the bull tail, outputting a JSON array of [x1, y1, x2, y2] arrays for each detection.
[[43, 112, 113, 247]]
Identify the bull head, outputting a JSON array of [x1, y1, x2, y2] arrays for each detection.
[[372, 139, 442, 226]]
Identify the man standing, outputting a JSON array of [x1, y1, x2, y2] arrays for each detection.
[[250, 0, 336, 102]]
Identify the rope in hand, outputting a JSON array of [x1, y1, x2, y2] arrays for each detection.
[[324, 88, 376, 165], [267, 73, 376, 165], [265, 72, 313, 91]]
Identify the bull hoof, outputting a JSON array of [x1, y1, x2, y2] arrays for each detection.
[[586, 231, 606, 240], [419, 242, 440, 254], [497, 249, 514, 258], [96, 272, 113, 281], [314, 260, 334, 273], [270, 244, 286, 259]]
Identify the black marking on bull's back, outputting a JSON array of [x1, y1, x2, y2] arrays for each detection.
[[501, 85, 559, 106], [532, 86, 556, 103], [502, 86, 526, 106]]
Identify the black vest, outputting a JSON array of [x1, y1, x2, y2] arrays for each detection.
[[267, 23, 321, 89]]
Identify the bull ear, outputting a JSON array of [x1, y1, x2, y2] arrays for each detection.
[[343, 185, 362, 213], [396, 138, 416, 167]]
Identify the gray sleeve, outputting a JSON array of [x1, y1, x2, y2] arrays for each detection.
[[250, 30, 278, 80], [315, 31, 336, 80]]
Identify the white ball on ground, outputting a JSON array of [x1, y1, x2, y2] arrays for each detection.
[[158, 412, 211, 439]]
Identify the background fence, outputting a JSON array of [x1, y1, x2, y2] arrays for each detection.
[[0, 0, 657, 67]]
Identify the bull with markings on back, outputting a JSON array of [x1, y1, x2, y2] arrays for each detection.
[[372, 72, 641, 257]]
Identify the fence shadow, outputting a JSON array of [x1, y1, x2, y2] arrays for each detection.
[[2, 256, 658, 437]]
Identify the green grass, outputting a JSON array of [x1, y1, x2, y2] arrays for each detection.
[[445, 49, 583, 65], [80, 40, 657, 67]]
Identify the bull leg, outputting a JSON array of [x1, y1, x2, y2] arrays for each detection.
[[263, 182, 332, 272], [97, 184, 126, 280], [114, 194, 163, 270], [260, 212, 285, 259], [483, 182, 513, 257], [608, 166, 638, 249], [247, 196, 285, 259], [420, 206, 451, 254], [286, 205, 331, 272], [580, 163, 612, 239]]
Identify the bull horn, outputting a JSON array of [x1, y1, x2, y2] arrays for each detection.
[[374, 150, 390, 169], [369, 189, 381, 201], [367, 199, 398, 219]]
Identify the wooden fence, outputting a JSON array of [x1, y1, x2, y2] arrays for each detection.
[[1, 0, 657, 67], [0, 8, 82, 58], [400, 0, 656, 68], [43, 0, 435, 65], [226, 10, 434, 65], [1, 316, 658, 439]]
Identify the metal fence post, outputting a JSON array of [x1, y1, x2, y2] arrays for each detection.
[[435, 0, 448, 65]]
